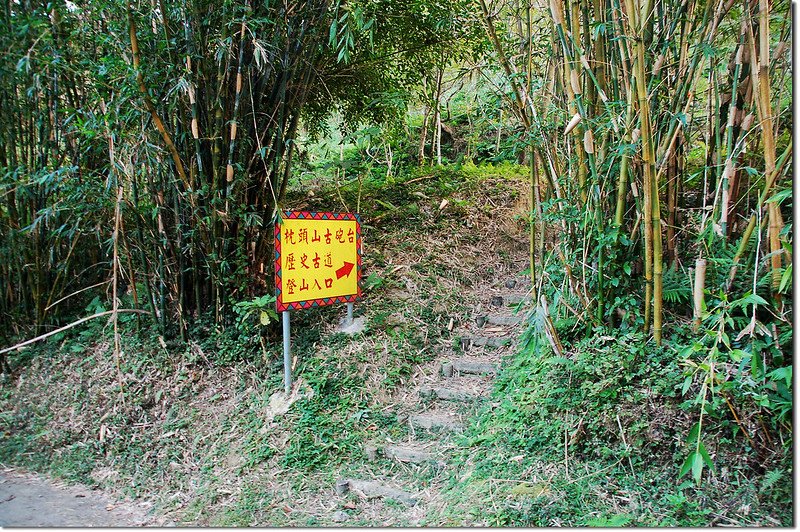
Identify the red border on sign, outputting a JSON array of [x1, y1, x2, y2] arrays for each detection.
[[275, 211, 362, 312]]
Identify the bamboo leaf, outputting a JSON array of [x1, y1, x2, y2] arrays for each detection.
[[691, 451, 705, 485], [697, 440, 715, 473], [767, 366, 792, 387], [681, 375, 693, 396], [679, 451, 696, 478], [765, 188, 791, 205], [779, 264, 792, 293], [686, 421, 700, 445], [329, 19, 337, 45], [752, 352, 763, 380], [729, 349, 747, 362]]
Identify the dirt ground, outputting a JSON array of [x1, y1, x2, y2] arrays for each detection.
[[0, 467, 170, 527]]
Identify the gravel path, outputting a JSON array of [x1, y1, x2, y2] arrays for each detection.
[[0, 467, 168, 527]]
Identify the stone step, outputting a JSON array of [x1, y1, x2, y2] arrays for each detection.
[[460, 335, 513, 349], [409, 412, 463, 432], [505, 294, 532, 306], [365, 443, 444, 466], [335, 478, 418, 506], [477, 314, 524, 327], [420, 386, 480, 403], [442, 359, 498, 377]]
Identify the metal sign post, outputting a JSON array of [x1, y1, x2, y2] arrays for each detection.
[[282, 310, 291, 394]]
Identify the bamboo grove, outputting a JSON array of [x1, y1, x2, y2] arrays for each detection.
[[0, 0, 793, 371], [475, 0, 792, 346], [0, 0, 476, 338]]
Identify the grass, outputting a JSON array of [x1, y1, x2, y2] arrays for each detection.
[[0, 163, 519, 523], [435, 452, 787, 526], [0, 162, 791, 526], [424, 316, 793, 527]]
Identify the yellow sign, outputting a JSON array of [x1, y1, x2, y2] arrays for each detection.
[[275, 211, 361, 311]]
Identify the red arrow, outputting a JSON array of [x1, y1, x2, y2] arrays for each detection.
[[335, 261, 355, 279]]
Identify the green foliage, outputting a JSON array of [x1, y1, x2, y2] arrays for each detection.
[[233, 295, 278, 330], [473, 325, 681, 465], [0, 0, 484, 342], [678, 290, 792, 484], [363, 272, 384, 291], [662, 263, 692, 305]]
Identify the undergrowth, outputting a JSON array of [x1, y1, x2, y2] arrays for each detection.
[[435, 318, 792, 526], [0, 162, 523, 525], [0, 162, 790, 526]]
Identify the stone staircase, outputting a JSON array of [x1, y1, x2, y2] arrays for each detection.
[[333, 276, 531, 522]]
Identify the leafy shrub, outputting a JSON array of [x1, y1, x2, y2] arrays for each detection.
[[678, 291, 792, 484]]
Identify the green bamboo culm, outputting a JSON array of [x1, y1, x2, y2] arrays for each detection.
[[625, 0, 663, 344]]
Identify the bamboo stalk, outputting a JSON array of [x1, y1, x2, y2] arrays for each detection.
[[112, 186, 125, 397], [768, 201, 783, 305], [530, 147, 537, 300], [720, 24, 747, 237], [754, 0, 782, 300], [127, 2, 191, 198], [226, 21, 247, 188], [665, 135, 679, 265], [692, 257, 706, 333], [419, 78, 430, 165], [726, 143, 792, 290], [173, 190, 187, 341], [626, 0, 663, 343], [119, 216, 142, 332], [0, 310, 151, 357], [433, 65, 444, 166], [183, 5, 205, 191], [479, 0, 531, 127], [613, 90, 634, 227]]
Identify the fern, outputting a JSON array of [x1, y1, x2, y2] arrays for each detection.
[[662, 263, 691, 304], [761, 469, 783, 491]]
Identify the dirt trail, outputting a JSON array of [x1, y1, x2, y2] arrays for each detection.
[[0, 467, 169, 527]]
